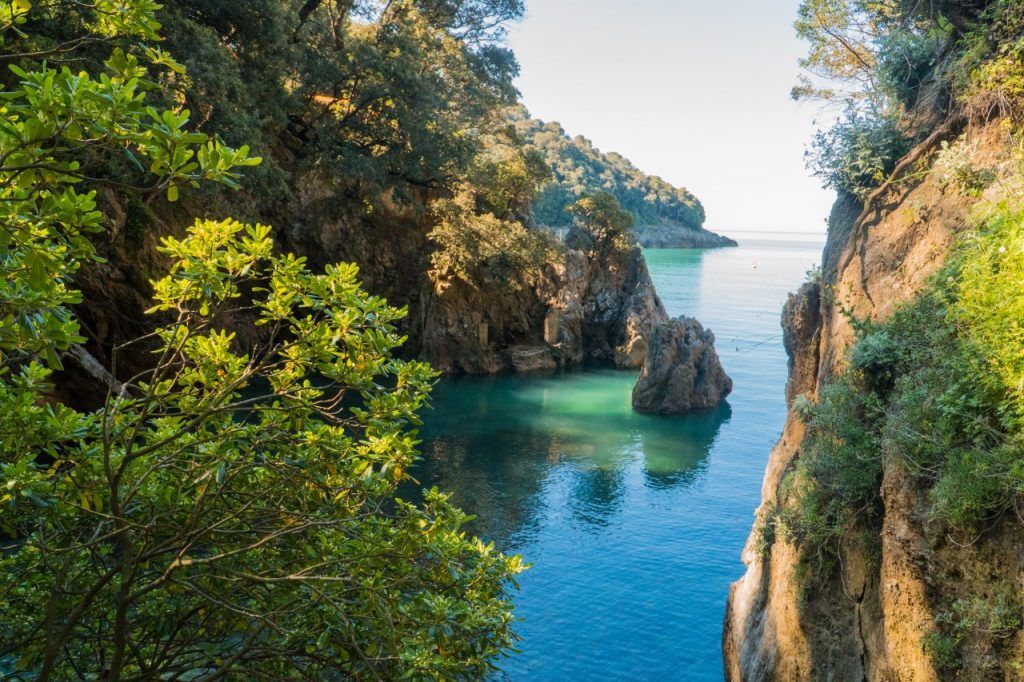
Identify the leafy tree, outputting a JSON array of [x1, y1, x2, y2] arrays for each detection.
[[426, 124, 554, 290], [0, 2, 523, 678], [792, 0, 884, 105], [162, 0, 524, 208], [508, 107, 706, 233], [428, 187, 555, 290], [793, 0, 955, 197], [1, 219, 522, 679], [568, 192, 635, 252], [0, 1, 259, 370]]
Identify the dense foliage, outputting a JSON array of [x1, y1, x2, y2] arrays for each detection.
[[426, 125, 556, 290], [786, 223, 1015, 540], [780, 3, 1024, 671], [776, 201, 1024, 665], [0, 1, 525, 677], [796, 0, 1024, 197], [506, 106, 706, 232]]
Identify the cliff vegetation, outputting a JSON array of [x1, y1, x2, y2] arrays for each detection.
[[727, 0, 1024, 678]]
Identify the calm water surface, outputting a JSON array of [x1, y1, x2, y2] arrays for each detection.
[[411, 232, 824, 680]]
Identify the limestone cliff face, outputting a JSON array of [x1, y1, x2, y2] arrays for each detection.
[[724, 121, 1024, 681]]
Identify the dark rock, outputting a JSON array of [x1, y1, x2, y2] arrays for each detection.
[[781, 280, 822, 404], [420, 222, 670, 374], [632, 316, 732, 414]]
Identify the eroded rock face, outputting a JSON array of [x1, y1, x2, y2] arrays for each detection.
[[419, 223, 670, 374], [68, 174, 677, 410], [724, 121, 1022, 681], [631, 316, 732, 414]]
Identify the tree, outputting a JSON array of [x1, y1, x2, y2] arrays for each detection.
[[509, 106, 705, 232], [0, 2, 522, 678], [0, 0, 260, 371], [568, 192, 635, 251], [1, 219, 522, 679], [792, 0, 883, 105]]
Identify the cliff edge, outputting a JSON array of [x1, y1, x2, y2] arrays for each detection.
[[724, 118, 1024, 680]]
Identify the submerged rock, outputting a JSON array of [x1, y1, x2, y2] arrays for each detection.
[[631, 316, 732, 414]]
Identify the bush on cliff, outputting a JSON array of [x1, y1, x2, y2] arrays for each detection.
[[780, 203, 1024, 577]]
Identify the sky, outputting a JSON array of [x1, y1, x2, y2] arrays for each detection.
[[505, 0, 838, 236]]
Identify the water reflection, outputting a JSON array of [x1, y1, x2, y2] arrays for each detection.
[[408, 369, 732, 545], [642, 403, 732, 490]]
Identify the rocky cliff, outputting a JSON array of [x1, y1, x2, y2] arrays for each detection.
[[723, 119, 1024, 680], [634, 221, 738, 249], [632, 316, 732, 414], [418, 219, 670, 374]]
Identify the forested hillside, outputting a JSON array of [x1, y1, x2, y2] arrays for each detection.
[[508, 106, 736, 247]]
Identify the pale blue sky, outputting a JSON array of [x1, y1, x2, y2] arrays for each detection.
[[506, 0, 837, 236]]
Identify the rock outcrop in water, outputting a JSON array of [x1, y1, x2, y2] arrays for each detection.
[[631, 316, 732, 414]]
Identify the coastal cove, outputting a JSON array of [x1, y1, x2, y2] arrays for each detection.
[[410, 234, 823, 678]]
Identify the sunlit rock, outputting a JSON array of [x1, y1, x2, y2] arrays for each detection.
[[631, 316, 732, 414]]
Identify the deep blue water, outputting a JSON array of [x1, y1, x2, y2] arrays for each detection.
[[411, 232, 824, 680]]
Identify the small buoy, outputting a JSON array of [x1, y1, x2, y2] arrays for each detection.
[[752, 261, 759, 270]]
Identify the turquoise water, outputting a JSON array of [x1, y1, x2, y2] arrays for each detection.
[[411, 233, 824, 680]]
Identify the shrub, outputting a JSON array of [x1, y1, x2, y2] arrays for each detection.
[[965, 53, 1024, 122], [780, 378, 884, 574], [807, 109, 913, 198], [956, 204, 1024, 418], [925, 588, 1023, 673], [923, 630, 964, 671], [785, 257, 1024, 572], [933, 138, 998, 196], [567, 192, 636, 253], [428, 186, 556, 290], [876, 26, 949, 109]]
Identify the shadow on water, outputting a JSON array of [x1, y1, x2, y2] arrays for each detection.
[[406, 368, 732, 547]]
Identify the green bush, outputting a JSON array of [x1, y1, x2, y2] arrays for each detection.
[[956, 204, 1024, 417], [0, 3, 526, 677], [876, 26, 949, 108], [925, 587, 1023, 672], [428, 187, 556, 290], [785, 229, 1024, 572], [807, 109, 912, 198], [780, 378, 883, 574], [923, 630, 963, 672]]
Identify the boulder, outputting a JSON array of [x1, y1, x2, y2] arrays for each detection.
[[631, 316, 732, 414]]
